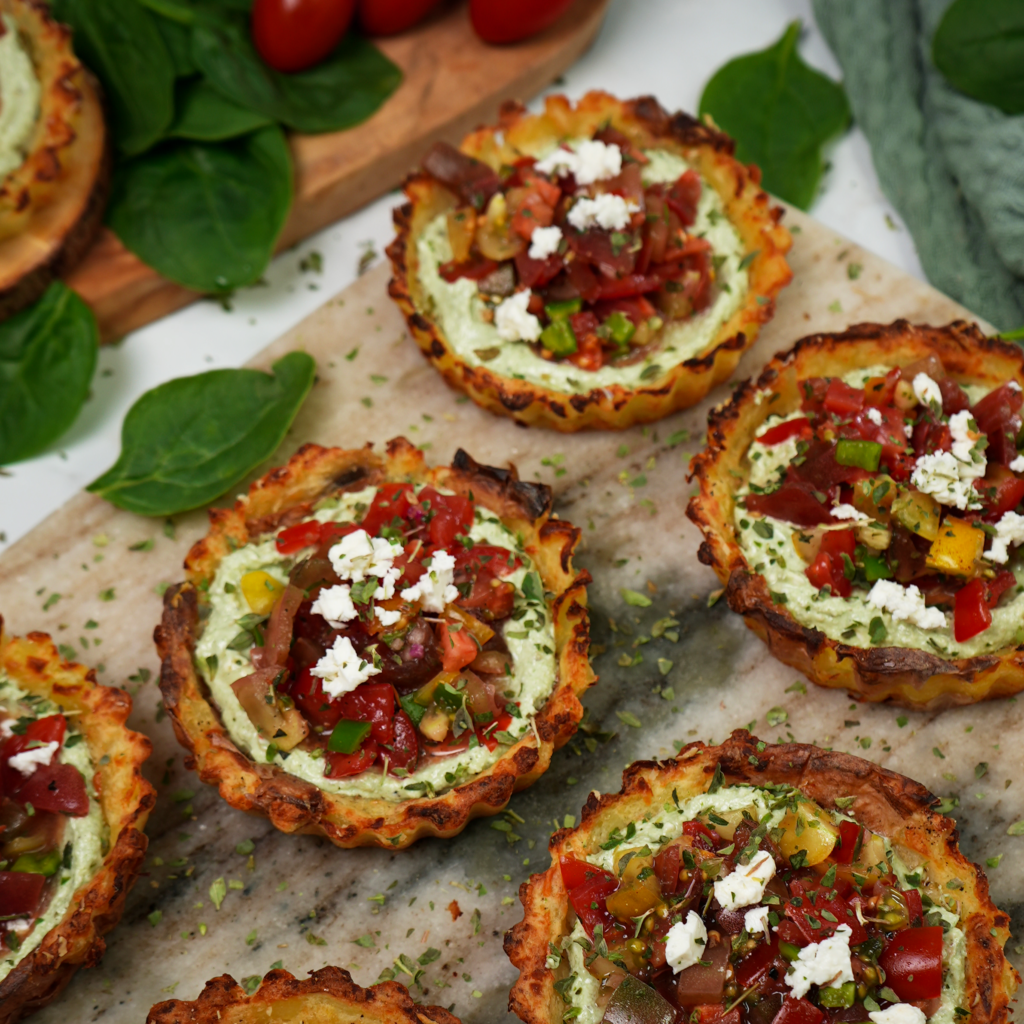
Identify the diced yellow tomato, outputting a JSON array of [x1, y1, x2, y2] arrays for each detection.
[[240, 570, 285, 614], [926, 515, 985, 576], [444, 604, 495, 646], [446, 206, 477, 263], [853, 475, 897, 524], [891, 489, 941, 541], [475, 193, 524, 261], [777, 798, 839, 866]]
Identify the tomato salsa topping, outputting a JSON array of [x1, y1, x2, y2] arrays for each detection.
[[741, 357, 1024, 645], [421, 130, 722, 373], [0, 705, 88, 955], [558, 786, 952, 1024], [219, 484, 543, 786]]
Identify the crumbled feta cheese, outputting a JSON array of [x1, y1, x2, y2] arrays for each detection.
[[311, 584, 358, 626], [1009, 455, 1024, 472], [866, 580, 947, 630], [868, 1005, 927, 1024], [713, 850, 776, 910], [534, 139, 622, 185], [987, 510, 1024, 564], [494, 291, 542, 342], [785, 924, 854, 1000], [311, 635, 380, 698], [400, 549, 458, 612], [528, 224, 562, 260], [831, 503, 870, 522], [744, 906, 771, 939], [8, 741, 59, 777], [328, 529, 401, 583], [865, 407, 883, 426], [567, 194, 639, 232], [374, 605, 402, 627], [912, 372, 942, 410], [911, 447, 986, 510], [949, 409, 985, 466], [1010, 381, 1022, 392], [0, 719, 15, 739], [664, 910, 708, 974]]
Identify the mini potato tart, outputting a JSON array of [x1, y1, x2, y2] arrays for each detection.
[[0, 0, 110, 321], [156, 438, 594, 849], [505, 731, 1017, 1024], [387, 90, 792, 432], [688, 320, 1024, 709], [146, 966, 462, 1024], [0, 622, 154, 1024]]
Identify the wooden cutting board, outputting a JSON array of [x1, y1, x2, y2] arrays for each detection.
[[61, 0, 610, 344], [4, 209, 1022, 1021]]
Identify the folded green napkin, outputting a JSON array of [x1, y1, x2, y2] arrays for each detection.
[[813, 0, 1024, 331]]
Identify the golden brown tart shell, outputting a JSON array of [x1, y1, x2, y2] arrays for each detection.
[[0, 0, 111, 322], [0, 622, 154, 1024], [146, 966, 462, 1024], [687, 320, 1024, 709], [505, 730, 1018, 1024], [387, 90, 793, 432], [155, 438, 595, 849]]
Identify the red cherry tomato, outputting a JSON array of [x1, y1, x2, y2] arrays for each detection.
[[567, 872, 622, 941], [954, 577, 991, 642], [559, 857, 613, 891], [358, 0, 442, 35], [276, 520, 323, 555], [879, 926, 944, 1001], [251, 0, 357, 73], [359, 483, 416, 537], [469, 0, 575, 44], [831, 819, 863, 864], [324, 740, 378, 777], [16, 763, 89, 816], [0, 871, 47, 917], [388, 709, 419, 772], [332, 682, 395, 745], [773, 997, 824, 1024]]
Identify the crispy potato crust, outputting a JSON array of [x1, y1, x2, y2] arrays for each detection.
[[687, 320, 1024, 709], [146, 966, 461, 1024], [387, 91, 792, 432], [0, 622, 155, 1024], [155, 438, 595, 849], [0, 0, 111, 321], [505, 731, 1018, 1024]]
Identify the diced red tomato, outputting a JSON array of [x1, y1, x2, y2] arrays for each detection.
[[682, 820, 721, 848], [653, 843, 680, 893], [758, 417, 811, 446], [15, 763, 89, 816], [785, 881, 866, 943], [422, 490, 474, 547], [735, 938, 783, 990], [480, 709, 513, 750], [438, 622, 478, 671], [691, 1007, 741, 1024], [514, 249, 563, 288], [331, 682, 395, 745], [439, 255, 500, 283], [913, 418, 953, 459], [509, 188, 556, 241], [862, 368, 902, 408], [276, 520, 323, 555], [454, 545, 519, 576], [823, 379, 865, 417], [290, 668, 344, 731], [560, 857, 615, 891], [972, 383, 1023, 466], [903, 888, 924, 928], [593, 273, 661, 301], [743, 480, 835, 527], [954, 578, 992, 642], [315, 521, 361, 559], [0, 871, 47, 917], [457, 572, 515, 620], [2, 715, 68, 794], [360, 483, 415, 537], [975, 464, 1024, 519], [665, 170, 702, 226], [324, 741, 379, 777], [800, 377, 830, 414], [569, 310, 600, 344], [387, 709, 419, 772], [831, 819, 863, 864], [567, 872, 623, 941], [568, 332, 604, 371], [774, 919, 807, 947], [773, 997, 825, 1024], [805, 529, 856, 598], [937, 376, 970, 414], [879, 926, 944, 1001]]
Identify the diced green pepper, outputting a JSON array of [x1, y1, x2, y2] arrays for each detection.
[[540, 319, 577, 356], [779, 940, 801, 962], [818, 982, 856, 1009], [862, 553, 892, 581], [544, 298, 582, 320], [12, 849, 62, 876], [835, 439, 882, 471], [603, 310, 636, 347], [327, 720, 371, 755]]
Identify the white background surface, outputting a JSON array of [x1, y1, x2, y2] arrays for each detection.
[[0, 0, 926, 552]]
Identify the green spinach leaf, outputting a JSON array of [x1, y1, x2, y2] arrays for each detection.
[[191, 21, 402, 134], [169, 79, 273, 141], [88, 352, 316, 516], [154, 16, 198, 77], [51, 0, 176, 155], [0, 283, 98, 466], [933, 0, 1024, 115], [106, 125, 293, 292], [699, 20, 850, 209]]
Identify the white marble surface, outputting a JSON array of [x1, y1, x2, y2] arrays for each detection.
[[0, 0, 924, 553]]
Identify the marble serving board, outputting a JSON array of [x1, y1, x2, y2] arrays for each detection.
[[0, 205, 1021, 1023]]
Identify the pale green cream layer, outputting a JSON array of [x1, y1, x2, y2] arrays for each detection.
[[563, 786, 964, 1024], [415, 147, 748, 393], [0, 15, 40, 179], [195, 486, 556, 802], [0, 674, 105, 983]]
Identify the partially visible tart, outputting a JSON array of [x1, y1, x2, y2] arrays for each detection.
[[0, 0, 110, 322], [688, 320, 1024, 708], [156, 438, 594, 849], [0, 622, 153, 1024], [505, 732, 1017, 1024], [388, 90, 792, 431], [146, 966, 462, 1024]]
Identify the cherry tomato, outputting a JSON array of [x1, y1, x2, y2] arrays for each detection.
[[251, 0, 357, 73], [16, 763, 89, 816], [758, 417, 811, 446], [359, 483, 415, 537], [879, 926, 944, 1001], [359, 0, 442, 35], [954, 577, 991, 642], [388, 709, 419, 772], [823, 378, 865, 418], [773, 997, 824, 1024], [324, 740, 378, 777], [290, 668, 344, 730], [567, 872, 623, 941], [332, 682, 396, 745], [421, 490, 473, 547], [831, 819, 863, 864], [276, 520, 322, 555], [652, 843, 680, 893], [0, 871, 47, 917], [469, 0, 575, 44], [559, 857, 613, 891]]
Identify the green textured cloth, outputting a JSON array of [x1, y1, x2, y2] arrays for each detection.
[[813, 0, 1024, 331]]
